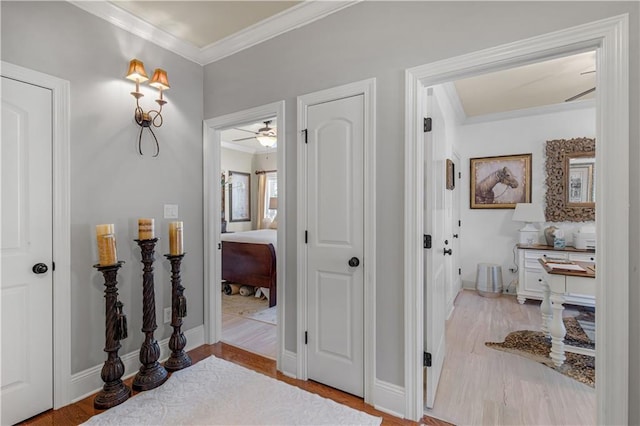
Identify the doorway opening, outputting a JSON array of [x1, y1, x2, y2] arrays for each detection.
[[219, 119, 279, 359], [404, 15, 629, 424], [203, 101, 286, 368], [422, 51, 598, 424]]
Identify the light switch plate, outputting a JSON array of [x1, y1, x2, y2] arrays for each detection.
[[164, 204, 179, 219]]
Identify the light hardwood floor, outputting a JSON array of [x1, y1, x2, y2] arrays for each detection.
[[221, 293, 277, 359], [426, 290, 596, 425]]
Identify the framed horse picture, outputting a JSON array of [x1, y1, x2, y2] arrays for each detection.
[[470, 153, 532, 209]]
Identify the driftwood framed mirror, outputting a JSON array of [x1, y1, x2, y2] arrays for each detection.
[[545, 138, 595, 222]]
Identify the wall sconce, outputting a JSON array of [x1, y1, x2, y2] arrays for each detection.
[[125, 58, 170, 157]]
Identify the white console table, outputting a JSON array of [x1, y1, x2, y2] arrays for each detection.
[[517, 244, 595, 307], [538, 259, 596, 367]]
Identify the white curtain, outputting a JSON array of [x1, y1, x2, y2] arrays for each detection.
[[257, 173, 267, 229]]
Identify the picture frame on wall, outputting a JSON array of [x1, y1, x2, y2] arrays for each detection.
[[470, 153, 531, 209], [446, 159, 455, 190], [229, 171, 251, 222]]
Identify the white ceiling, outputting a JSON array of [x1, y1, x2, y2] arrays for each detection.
[[72, 2, 596, 119]]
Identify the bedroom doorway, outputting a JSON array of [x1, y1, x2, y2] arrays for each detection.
[[404, 15, 629, 423], [219, 122, 279, 359], [203, 101, 286, 368]]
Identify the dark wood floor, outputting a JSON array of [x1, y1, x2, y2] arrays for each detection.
[[20, 343, 451, 426]]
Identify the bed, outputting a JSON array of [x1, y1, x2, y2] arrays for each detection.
[[221, 229, 277, 307]]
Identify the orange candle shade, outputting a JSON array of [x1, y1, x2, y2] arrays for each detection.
[[169, 221, 183, 255], [96, 224, 117, 266], [138, 218, 155, 240]]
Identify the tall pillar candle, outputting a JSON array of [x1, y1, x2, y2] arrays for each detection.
[[169, 221, 183, 255], [96, 224, 117, 266], [138, 218, 155, 240]]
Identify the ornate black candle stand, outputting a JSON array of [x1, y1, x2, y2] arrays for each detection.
[[93, 261, 131, 409], [163, 253, 192, 371], [132, 238, 168, 391]]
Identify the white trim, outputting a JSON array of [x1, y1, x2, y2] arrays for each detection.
[[1, 62, 72, 410], [67, 1, 358, 66], [280, 349, 298, 379], [68, 1, 202, 64], [70, 325, 204, 402], [440, 81, 596, 125], [404, 15, 629, 423], [372, 379, 406, 419], [440, 82, 466, 124], [203, 101, 286, 371], [198, 1, 359, 65], [463, 98, 596, 125], [296, 78, 376, 405]]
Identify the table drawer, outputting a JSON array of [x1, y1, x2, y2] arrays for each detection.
[[569, 253, 596, 262], [524, 270, 545, 293], [566, 275, 596, 297]]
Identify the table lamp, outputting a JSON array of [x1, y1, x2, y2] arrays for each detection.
[[512, 202, 545, 244]]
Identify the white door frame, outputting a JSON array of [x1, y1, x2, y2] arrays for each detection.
[[404, 15, 629, 423], [1, 62, 72, 409], [202, 101, 286, 368], [296, 78, 376, 403]]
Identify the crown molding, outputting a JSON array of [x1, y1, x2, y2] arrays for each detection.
[[68, 1, 359, 66], [462, 98, 595, 125], [68, 1, 203, 63]]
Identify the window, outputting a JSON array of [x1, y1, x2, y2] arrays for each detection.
[[265, 172, 277, 220]]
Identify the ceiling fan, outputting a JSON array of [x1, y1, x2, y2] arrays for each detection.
[[564, 70, 595, 102], [232, 120, 277, 147]]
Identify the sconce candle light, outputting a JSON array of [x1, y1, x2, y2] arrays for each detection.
[[126, 59, 170, 157]]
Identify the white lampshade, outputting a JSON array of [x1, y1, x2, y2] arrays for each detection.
[[512, 203, 545, 223], [256, 134, 277, 147], [512, 203, 545, 244]]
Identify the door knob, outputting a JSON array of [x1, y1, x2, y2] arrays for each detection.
[[443, 248, 453, 256], [32, 263, 48, 274], [348, 257, 360, 267], [453, 234, 459, 238]]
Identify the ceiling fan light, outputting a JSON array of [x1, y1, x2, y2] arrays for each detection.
[[256, 134, 277, 147]]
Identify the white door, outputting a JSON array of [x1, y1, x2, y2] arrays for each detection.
[[1, 76, 54, 424], [423, 88, 447, 409], [306, 94, 364, 397]]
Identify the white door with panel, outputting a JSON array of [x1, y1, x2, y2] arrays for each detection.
[[306, 94, 365, 397], [423, 88, 447, 409], [1, 77, 54, 424]]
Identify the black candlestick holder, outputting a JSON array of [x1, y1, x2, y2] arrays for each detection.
[[132, 238, 168, 391], [164, 253, 192, 371], [93, 261, 131, 409]]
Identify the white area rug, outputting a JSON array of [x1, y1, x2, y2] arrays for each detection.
[[245, 305, 277, 325], [83, 355, 381, 425]]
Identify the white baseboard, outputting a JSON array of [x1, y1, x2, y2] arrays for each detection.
[[372, 379, 405, 419], [280, 349, 297, 378], [70, 325, 205, 402]]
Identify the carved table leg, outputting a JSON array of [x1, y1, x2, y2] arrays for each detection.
[[540, 279, 552, 338], [94, 262, 131, 409], [164, 254, 192, 371], [549, 291, 567, 367], [133, 239, 168, 391]]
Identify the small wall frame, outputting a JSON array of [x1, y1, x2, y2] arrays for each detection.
[[229, 171, 251, 222]]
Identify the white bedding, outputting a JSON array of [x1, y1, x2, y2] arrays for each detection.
[[221, 229, 277, 250]]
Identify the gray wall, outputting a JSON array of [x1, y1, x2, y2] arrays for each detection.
[[2, 1, 638, 422], [203, 0, 639, 416], [1, 2, 204, 373]]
